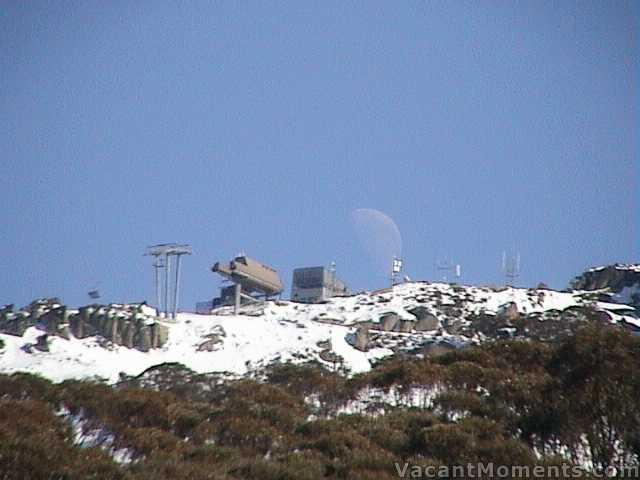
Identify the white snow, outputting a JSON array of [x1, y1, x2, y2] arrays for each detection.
[[0, 314, 382, 383], [57, 406, 135, 464], [586, 264, 640, 274], [0, 281, 635, 383]]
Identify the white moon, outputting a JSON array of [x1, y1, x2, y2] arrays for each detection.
[[351, 208, 402, 275]]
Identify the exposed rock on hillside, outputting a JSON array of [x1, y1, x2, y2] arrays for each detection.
[[571, 264, 640, 311], [0, 299, 168, 352], [0, 277, 638, 383]]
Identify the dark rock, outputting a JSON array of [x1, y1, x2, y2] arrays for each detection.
[[319, 349, 343, 364], [415, 315, 439, 331], [57, 325, 71, 340], [497, 302, 520, 322], [571, 264, 640, 309], [136, 325, 152, 352], [398, 320, 414, 333], [22, 334, 50, 353], [197, 335, 222, 352], [122, 321, 134, 348], [379, 313, 399, 332], [352, 325, 370, 351], [35, 334, 49, 352], [155, 322, 169, 347], [409, 307, 440, 331], [422, 341, 460, 358], [0, 312, 31, 336]]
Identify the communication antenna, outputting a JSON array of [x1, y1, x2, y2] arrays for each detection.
[[391, 256, 403, 287], [502, 250, 521, 287], [435, 257, 455, 283], [329, 261, 336, 275], [145, 243, 192, 319], [328, 261, 337, 291]]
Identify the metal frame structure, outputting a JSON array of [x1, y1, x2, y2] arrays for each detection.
[[145, 243, 192, 318], [502, 250, 521, 287], [434, 257, 462, 283]]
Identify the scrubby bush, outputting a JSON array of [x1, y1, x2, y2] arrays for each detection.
[[0, 322, 638, 478]]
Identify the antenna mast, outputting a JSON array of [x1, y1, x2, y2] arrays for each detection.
[[435, 257, 461, 283], [391, 256, 403, 287], [502, 250, 521, 287]]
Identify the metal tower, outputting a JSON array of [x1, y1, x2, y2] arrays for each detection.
[[502, 250, 521, 287], [434, 257, 462, 284], [145, 243, 192, 319]]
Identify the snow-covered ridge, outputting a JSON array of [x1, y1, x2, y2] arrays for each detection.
[[571, 264, 640, 306], [585, 263, 640, 274], [0, 281, 637, 383]]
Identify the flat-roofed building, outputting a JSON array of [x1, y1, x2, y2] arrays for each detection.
[[291, 266, 348, 303]]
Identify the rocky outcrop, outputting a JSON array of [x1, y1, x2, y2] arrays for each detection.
[[0, 300, 168, 352], [462, 306, 604, 342], [319, 349, 343, 365], [0, 305, 31, 337], [571, 264, 640, 291], [496, 302, 520, 322], [409, 307, 439, 331], [0, 299, 65, 337], [571, 264, 640, 307], [350, 325, 370, 352], [379, 313, 399, 332], [197, 326, 226, 352], [398, 320, 414, 333], [21, 333, 50, 353]]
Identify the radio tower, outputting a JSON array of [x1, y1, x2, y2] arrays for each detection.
[[434, 257, 451, 282], [502, 251, 521, 287], [434, 257, 461, 283]]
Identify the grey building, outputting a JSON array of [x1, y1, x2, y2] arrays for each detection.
[[291, 266, 348, 303]]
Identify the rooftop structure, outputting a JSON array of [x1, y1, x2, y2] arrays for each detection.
[[211, 255, 283, 313], [291, 266, 348, 303]]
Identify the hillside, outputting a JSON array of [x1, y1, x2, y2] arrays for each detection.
[[1, 274, 638, 383], [1, 267, 639, 478], [1, 325, 639, 479]]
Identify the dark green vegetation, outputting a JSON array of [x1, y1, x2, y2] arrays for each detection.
[[1, 324, 639, 479]]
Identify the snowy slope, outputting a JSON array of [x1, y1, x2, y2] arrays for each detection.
[[0, 281, 636, 383], [0, 314, 390, 383]]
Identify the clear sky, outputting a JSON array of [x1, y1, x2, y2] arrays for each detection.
[[1, 1, 637, 309]]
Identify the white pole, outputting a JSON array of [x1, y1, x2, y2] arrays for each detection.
[[173, 254, 182, 319], [164, 254, 171, 317]]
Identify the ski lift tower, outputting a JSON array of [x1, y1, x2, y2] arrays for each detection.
[[145, 243, 192, 319]]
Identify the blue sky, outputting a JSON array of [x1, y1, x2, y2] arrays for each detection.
[[0, 1, 637, 309]]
